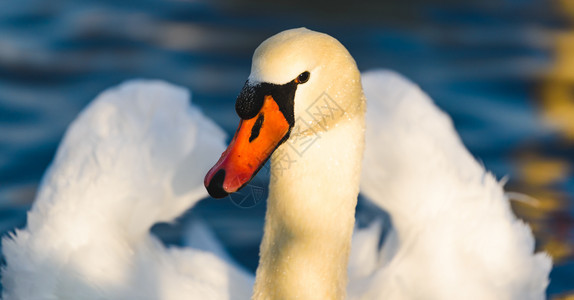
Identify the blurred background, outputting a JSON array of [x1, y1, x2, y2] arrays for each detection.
[[1, 0, 573, 297]]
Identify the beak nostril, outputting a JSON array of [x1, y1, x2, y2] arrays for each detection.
[[249, 114, 264, 142], [206, 169, 229, 198]]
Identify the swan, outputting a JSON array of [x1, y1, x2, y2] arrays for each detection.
[[204, 28, 552, 299], [1, 80, 254, 299], [1, 27, 551, 300]]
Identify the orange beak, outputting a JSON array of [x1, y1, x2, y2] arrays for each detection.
[[204, 92, 292, 198]]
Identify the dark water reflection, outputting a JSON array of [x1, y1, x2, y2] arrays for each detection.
[[1, 0, 573, 297]]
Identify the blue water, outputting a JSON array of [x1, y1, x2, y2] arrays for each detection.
[[1, 0, 573, 297]]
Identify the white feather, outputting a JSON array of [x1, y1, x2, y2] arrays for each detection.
[[352, 70, 552, 300], [1, 80, 254, 300], [0, 31, 552, 300]]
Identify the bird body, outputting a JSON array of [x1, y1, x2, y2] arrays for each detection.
[[2, 28, 551, 300]]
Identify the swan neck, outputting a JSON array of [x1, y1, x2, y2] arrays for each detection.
[[253, 113, 365, 300]]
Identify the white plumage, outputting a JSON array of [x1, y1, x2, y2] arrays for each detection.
[[0, 30, 551, 299], [1, 80, 254, 300], [352, 70, 552, 299]]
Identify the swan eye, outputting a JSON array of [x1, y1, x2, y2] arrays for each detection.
[[295, 71, 310, 84]]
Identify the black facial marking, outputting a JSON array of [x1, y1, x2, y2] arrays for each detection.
[[235, 80, 298, 128], [249, 114, 264, 142], [235, 83, 264, 120]]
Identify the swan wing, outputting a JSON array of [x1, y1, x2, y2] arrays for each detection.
[[354, 70, 551, 299], [2, 80, 253, 299]]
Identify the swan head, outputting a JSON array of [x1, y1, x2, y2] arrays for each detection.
[[205, 28, 363, 198]]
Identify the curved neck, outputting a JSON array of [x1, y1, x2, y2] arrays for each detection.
[[252, 109, 365, 300]]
